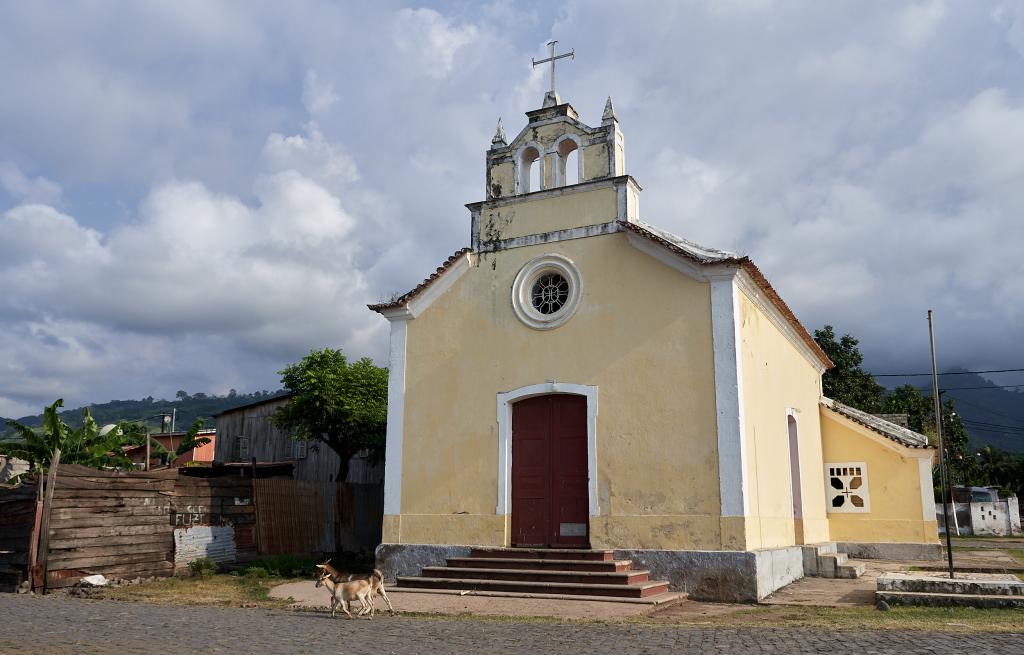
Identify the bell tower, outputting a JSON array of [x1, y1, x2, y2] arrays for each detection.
[[470, 44, 637, 252]]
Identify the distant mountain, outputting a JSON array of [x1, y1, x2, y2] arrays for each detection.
[[0, 390, 288, 439], [935, 371, 1024, 453], [880, 369, 1024, 454]]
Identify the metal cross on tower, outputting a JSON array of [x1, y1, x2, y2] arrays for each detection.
[[532, 40, 574, 107]]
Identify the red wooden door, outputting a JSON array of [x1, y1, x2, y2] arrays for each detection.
[[511, 394, 589, 547]]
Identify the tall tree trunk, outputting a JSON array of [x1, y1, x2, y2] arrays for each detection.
[[327, 440, 353, 483]]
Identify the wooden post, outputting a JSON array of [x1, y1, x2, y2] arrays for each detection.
[[28, 474, 44, 590], [249, 457, 259, 555], [36, 448, 61, 593]]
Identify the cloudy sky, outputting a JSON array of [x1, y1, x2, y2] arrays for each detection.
[[1, 1, 1023, 418]]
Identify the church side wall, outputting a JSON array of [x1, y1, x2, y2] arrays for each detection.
[[820, 409, 939, 544], [736, 290, 830, 549], [386, 232, 724, 551]]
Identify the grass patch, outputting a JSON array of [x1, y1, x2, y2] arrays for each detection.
[[1004, 549, 1024, 565], [99, 573, 300, 609]]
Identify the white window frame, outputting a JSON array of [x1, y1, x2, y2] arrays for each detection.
[[237, 436, 250, 462], [825, 461, 871, 513], [292, 439, 307, 460]]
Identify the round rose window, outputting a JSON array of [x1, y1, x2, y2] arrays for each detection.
[[512, 254, 582, 330], [531, 273, 569, 315]]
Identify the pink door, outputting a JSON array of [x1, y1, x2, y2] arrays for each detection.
[[511, 395, 589, 547]]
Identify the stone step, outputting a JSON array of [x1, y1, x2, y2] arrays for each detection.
[[397, 576, 670, 598], [448, 557, 634, 572], [423, 566, 650, 586], [469, 547, 615, 562], [877, 590, 1024, 609], [818, 552, 850, 577], [836, 562, 866, 579]]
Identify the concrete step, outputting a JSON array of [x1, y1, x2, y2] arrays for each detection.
[[877, 590, 1024, 609], [448, 557, 634, 572], [878, 575, 1024, 596], [397, 576, 670, 598], [818, 552, 850, 577], [423, 566, 650, 586], [469, 547, 615, 562], [836, 562, 866, 579]]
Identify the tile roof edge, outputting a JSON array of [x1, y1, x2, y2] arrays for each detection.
[[368, 247, 473, 313], [821, 397, 933, 448]]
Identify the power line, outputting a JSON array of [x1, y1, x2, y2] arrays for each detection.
[[870, 367, 1024, 377], [961, 419, 1024, 434], [960, 425, 1024, 438], [944, 394, 1024, 425], [940, 384, 1024, 391]]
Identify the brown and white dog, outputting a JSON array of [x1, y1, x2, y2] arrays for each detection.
[[315, 561, 373, 619]]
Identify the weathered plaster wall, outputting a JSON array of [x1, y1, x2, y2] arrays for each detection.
[[387, 230, 723, 550], [737, 290, 830, 549], [821, 408, 939, 544], [477, 185, 618, 243]]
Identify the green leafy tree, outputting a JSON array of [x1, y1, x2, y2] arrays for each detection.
[[0, 399, 135, 477], [813, 325, 885, 411], [272, 349, 388, 482]]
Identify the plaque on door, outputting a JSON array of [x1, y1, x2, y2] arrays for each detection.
[[559, 522, 587, 537]]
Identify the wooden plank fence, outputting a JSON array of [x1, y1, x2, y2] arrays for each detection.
[[0, 481, 37, 591], [0, 466, 381, 591]]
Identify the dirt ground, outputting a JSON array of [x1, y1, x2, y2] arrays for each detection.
[[270, 580, 684, 620]]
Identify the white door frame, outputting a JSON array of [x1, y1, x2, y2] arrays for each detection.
[[495, 382, 599, 518]]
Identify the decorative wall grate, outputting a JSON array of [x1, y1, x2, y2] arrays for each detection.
[[825, 461, 870, 513]]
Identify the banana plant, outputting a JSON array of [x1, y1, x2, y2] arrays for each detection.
[[0, 399, 136, 477]]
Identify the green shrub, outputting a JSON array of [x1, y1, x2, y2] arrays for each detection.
[[188, 557, 218, 579]]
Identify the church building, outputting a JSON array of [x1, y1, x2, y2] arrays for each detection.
[[369, 59, 939, 602]]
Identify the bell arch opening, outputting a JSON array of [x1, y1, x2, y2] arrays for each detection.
[[518, 145, 542, 194], [556, 136, 582, 187]]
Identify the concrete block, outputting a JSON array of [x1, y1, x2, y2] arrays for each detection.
[[836, 542, 942, 561], [615, 547, 803, 603], [801, 543, 837, 577], [375, 543, 472, 582], [878, 572, 1024, 596]]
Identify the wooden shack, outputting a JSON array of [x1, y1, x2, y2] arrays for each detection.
[[213, 394, 383, 484]]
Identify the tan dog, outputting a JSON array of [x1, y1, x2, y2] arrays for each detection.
[[346, 569, 394, 615], [315, 561, 373, 619]]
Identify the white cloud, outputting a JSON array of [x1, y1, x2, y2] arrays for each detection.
[[0, 124, 390, 416], [0, 162, 62, 205], [302, 70, 339, 115], [391, 8, 480, 80]]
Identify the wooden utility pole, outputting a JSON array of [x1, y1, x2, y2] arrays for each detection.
[[928, 310, 955, 579]]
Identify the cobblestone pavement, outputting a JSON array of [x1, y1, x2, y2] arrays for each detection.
[[0, 594, 1020, 655]]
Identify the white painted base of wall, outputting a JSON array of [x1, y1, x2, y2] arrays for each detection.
[[374, 543, 804, 602]]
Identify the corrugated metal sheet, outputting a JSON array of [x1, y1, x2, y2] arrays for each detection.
[[173, 525, 237, 566], [253, 480, 382, 555], [254, 479, 334, 555]]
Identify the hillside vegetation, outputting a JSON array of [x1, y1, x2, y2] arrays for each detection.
[[0, 390, 286, 440]]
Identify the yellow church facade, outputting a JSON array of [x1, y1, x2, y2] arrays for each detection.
[[370, 93, 938, 601]]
